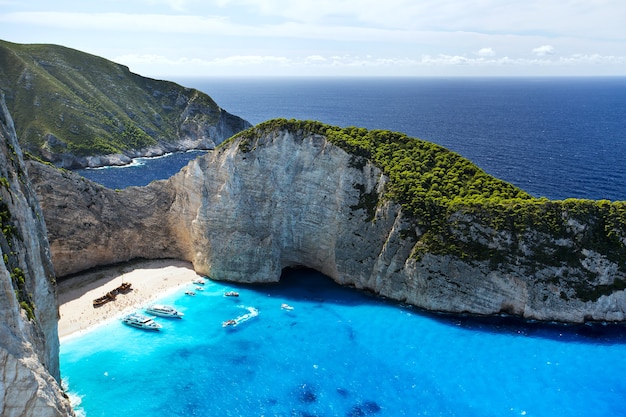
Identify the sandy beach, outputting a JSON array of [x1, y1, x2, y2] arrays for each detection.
[[57, 259, 203, 341]]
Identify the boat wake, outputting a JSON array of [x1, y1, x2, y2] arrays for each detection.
[[222, 306, 259, 328]]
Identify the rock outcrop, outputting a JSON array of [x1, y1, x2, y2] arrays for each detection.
[[29, 120, 626, 324], [0, 95, 73, 416]]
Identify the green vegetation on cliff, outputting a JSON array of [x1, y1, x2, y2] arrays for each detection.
[[234, 118, 533, 211], [1, 189, 36, 320], [234, 119, 626, 301], [0, 40, 239, 161]]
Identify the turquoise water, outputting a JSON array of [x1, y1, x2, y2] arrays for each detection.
[[61, 269, 626, 416], [63, 78, 626, 415]]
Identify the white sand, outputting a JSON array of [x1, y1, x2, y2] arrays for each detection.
[[57, 259, 203, 341]]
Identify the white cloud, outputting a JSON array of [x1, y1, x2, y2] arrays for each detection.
[[304, 55, 327, 64], [209, 0, 626, 40], [0, 11, 421, 43], [116, 53, 293, 68], [1, 12, 234, 34], [532, 45, 555, 57], [142, 0, 190, 11], [477, 47, 496, 57], [2, 1, 626, 76], [116, 51, 626, 75]]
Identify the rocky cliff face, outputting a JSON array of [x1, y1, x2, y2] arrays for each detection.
[[30, 122, 626, 324], [0, 40, 251, 169], [0, 96, 73, 416]]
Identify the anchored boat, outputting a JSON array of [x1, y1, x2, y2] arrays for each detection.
[[145, 304, 184, 319], [122, 313, 162, 331]]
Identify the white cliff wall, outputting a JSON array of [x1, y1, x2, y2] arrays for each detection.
[[30, 123, 626, 324], [168, 127, 626, 323], [0, 95, 73, 416]]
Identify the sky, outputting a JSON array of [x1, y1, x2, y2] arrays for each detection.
[[1, 0, 625, 78]]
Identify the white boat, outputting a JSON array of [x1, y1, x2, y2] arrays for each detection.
[[192, 278, 206, 285], [145, 304, 184, 319], [122, 313, 162, 331], [222, 306, 259, 328]]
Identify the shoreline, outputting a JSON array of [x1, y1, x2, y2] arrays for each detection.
[[57, 259, 203, 342]]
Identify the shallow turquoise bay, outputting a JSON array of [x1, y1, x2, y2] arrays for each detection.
[[61, 269, 626, 417]]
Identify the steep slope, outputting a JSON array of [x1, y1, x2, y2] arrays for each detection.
[[0, 40, 251, 168], [1, 95, 73, 416], [30, 119, 626, 323]]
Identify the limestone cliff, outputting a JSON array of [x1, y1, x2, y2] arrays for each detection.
[[0, 95, 73, 416], [30, 120, 626, 324]]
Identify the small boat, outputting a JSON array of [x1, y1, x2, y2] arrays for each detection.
[[122, 313, 162, 331], [281, 303, 294, 311], [145, 304, 184, 319], [222, 306, 259, 328], [192, 278, 206, 285], [195, 286, 204, 291], [224, 291, 239, 297], [185, 291, 196, 296]]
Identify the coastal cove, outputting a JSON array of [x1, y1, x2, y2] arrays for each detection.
[[60, 263, 626, 417], [56, 77, 626, 417]]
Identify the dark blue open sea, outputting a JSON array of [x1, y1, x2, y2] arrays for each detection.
[[64, 78, 626, 417]]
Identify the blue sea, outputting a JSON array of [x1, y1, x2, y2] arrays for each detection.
[[63, 78, 626, 417]]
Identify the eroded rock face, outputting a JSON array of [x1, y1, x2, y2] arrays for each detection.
[[31, 125, 626, 324], [26, 166, 188, 277], [0, 96, 74, 416]]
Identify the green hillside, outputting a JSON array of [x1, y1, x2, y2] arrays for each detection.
[[0, 40, 248, 162]]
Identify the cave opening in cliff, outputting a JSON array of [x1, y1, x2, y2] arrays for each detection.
[[277, 266, 339, 294], [275, 266, 369, 307]]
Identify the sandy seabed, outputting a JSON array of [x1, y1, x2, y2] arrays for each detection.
[[57, 259, 203, 342]]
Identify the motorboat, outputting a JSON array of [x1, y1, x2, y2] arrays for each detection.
[[222, 306, 259, 327], [185, 290, 196, 296], [192, 278, 206, 285], [224, 291, 239, 297], [122, 313, 162, 331], [145, 304, 184, 319]]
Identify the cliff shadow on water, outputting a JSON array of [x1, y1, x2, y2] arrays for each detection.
[[209, 267, 384, 308], [229, 267, 626, 345], [427, 309, 626, 345]]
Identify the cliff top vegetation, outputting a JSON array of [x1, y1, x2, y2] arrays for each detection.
[[0, 40, 222, 159]]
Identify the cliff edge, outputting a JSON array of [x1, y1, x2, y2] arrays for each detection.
[[1, 95, 73, 416], [30, 120, 626, 324]]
